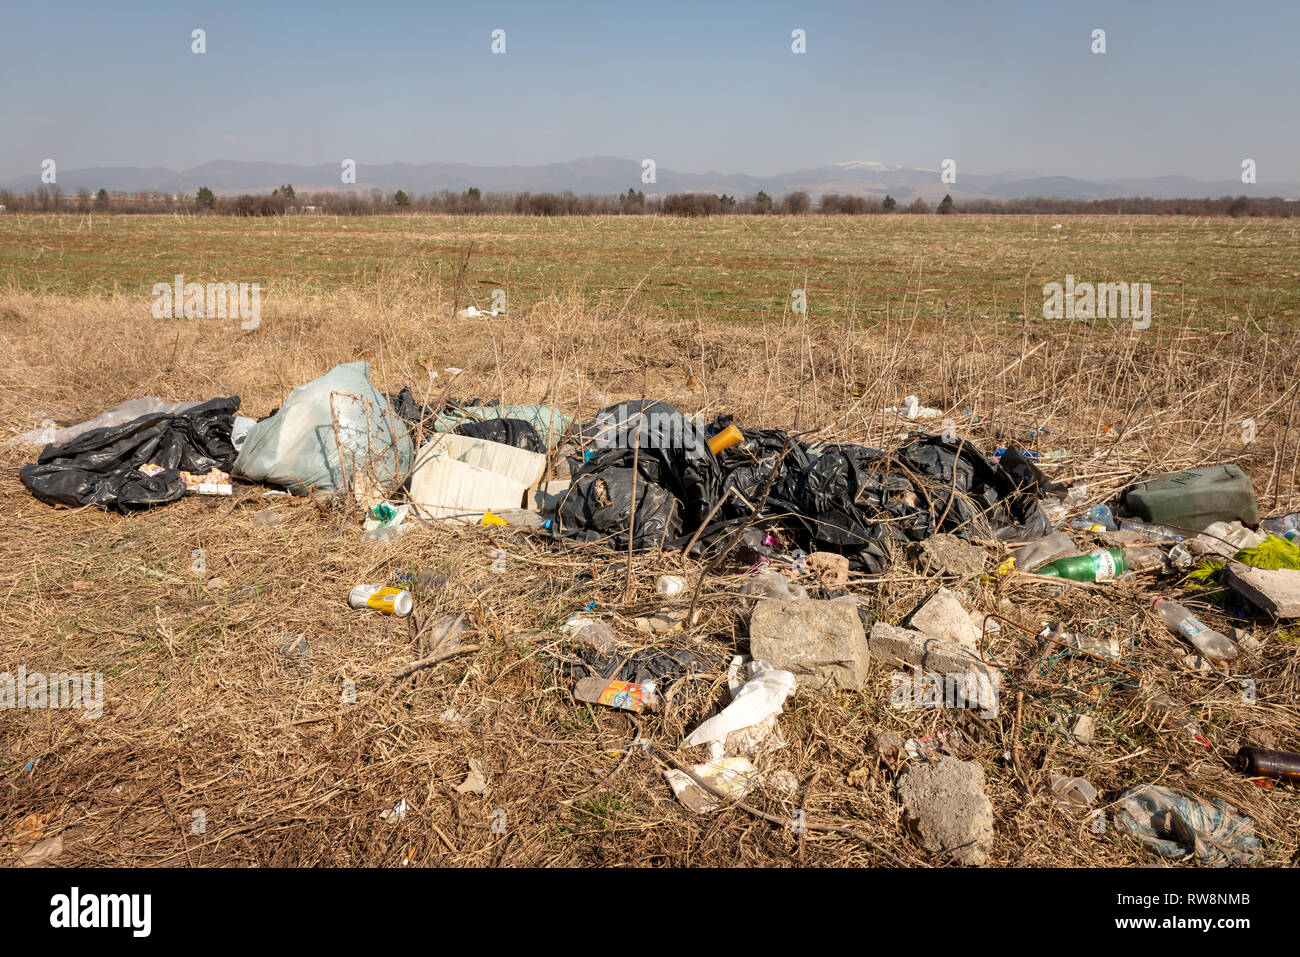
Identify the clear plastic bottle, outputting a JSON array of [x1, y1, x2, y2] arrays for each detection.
[[1013, 531, 1076, 570], [1259, 512, 1300, 537], [1123, 545, 1166, 572], [1152, 598, 1238, 662], [1117, 519, 1184, 543], [1084, 504, 1117, 530]]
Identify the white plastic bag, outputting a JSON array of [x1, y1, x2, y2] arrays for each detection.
[[233, 362, 413, 494], [682, 658, 797, 749]]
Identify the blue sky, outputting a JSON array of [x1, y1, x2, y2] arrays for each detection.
[[2, 0, 1295, 180]]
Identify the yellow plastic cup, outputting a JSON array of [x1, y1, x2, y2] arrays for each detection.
[[707, 425, 744, 456]]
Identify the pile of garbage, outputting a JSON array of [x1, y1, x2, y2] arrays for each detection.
[[16, 361, 1300, 866]]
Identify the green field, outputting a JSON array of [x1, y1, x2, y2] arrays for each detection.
[[3, 213, 1298, 327]]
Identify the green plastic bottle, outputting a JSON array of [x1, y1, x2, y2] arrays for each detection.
[[1035, 548, 1130, 582]]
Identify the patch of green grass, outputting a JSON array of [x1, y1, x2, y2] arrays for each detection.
[[3, 214, 1297, 327]]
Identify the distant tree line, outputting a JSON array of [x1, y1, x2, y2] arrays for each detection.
[[1, 185, 1295, 218]]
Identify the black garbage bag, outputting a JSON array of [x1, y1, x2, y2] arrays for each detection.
[[553, 468, 682, 549], [713, 426, 812, 515], [897, 434, 1050, 543], [569, 401, 723, 532], [763, 443, 925, 573], [454, 417, 544, 453], [571, 399, 687, 448], [384, 387, 503, 431], [20, 396, 240, 511], [384, 385, 429, 428]]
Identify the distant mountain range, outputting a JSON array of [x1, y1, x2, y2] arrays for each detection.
[[2, 157, 1295, 202]]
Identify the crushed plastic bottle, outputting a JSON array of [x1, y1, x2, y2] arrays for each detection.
[[1123, 546, 1166, 572], [254, 508, 283, 527], [1188, 521, 1264, 559], [1260, 512, 1300, 536], [1043, 502, 1069, 528], [656, 575, 687, 598], [1013, 532, 1076, 571], [1062, 483, 1089, 507], [1084, 504, 1118, 530], [1069, 519, 1108, 533], [1118, 519, 1184, 543], [1152, 598, 1238, 663]]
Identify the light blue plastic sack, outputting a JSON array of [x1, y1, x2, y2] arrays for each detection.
[[233, 362, 413, 494]]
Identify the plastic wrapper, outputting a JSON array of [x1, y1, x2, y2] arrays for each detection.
[[1113, 784, 1262, 866]]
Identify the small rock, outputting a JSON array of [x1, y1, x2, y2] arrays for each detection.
[[897, 756, 994, 866], [1070, 714, 1096, 745], [749, 598, 870, 690], [905, 587, 982, 651], [1224, 564, 1300, 618], [908, 533, 987, 578], [868, 622, 999, 683], [806, 552, 850, 584]]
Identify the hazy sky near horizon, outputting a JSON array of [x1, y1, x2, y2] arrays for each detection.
[[3, 0, 1296, 182]]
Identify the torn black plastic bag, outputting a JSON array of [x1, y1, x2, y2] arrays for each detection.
[[763, 443, 930, 573], [896, 434, 1050, 542], [553, 468, 682, 550], [570, 402, 722, 532], [20, 396, 240, 511], [453, 417, 544, 453], [571, 399, 687, 449]]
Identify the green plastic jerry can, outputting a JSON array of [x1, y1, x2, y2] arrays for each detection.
[[1123, 465, 1258, 532]]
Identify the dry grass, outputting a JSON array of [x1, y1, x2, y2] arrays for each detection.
[[2, 217, 1299, 867]]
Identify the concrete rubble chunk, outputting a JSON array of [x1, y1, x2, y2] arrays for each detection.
[[905, 587, 982, 651], [749, 598, 870, 690], [908, 533, 987, 578], [806, 551, 850, 584], [897, 756, 994, 866], [1223, 563, 1300, 619], [868, 622, 998, 683]]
